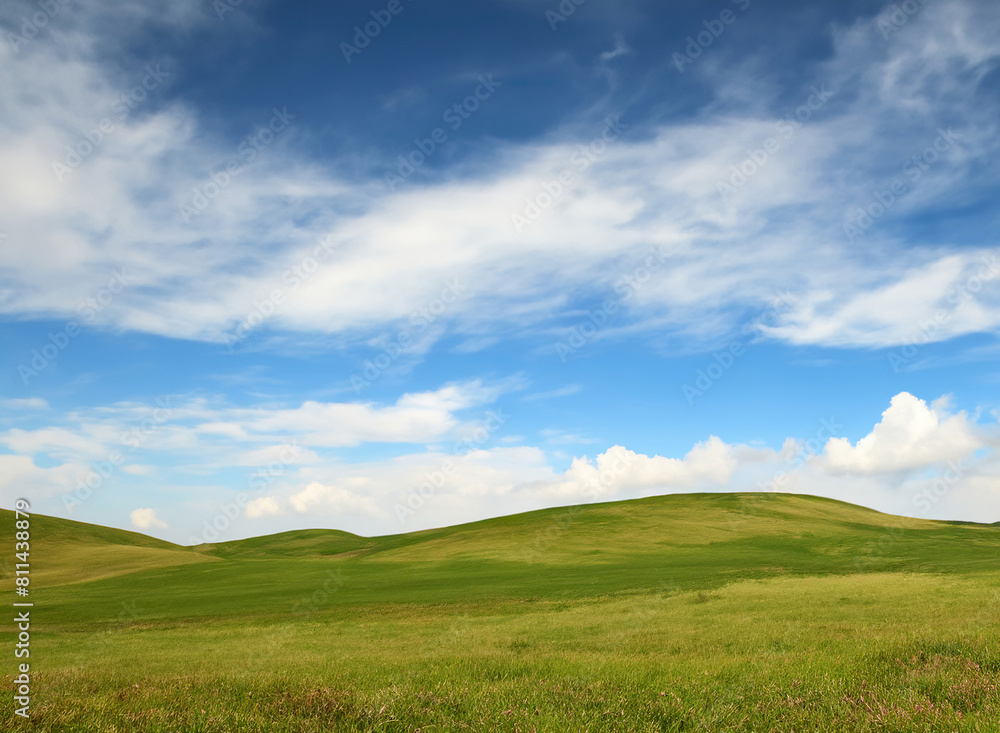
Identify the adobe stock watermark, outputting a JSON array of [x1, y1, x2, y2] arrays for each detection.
[[223, 233, 342, 351], [672, 0, 752, 72], [887, 254, 999, 372], [51, 64, 169, 182], [340, 0, 413, 64], [753, 418, 842, 493], [350, 279, 467, 393], [682, 291, 797, 405], [394, 408, 507, 522], [18, 268, 132, 385], [619, 578, 683, 634], [843, 128, 959, 243], [179, 106, 295, 222], [72, 601, 142, 667], [857, 452, 969, 571], [213, 0, 245, 20], [189, 443, 302, 544], [291, 568, 347, 620], [545, 0, 587, 30], [420, 613, 475, 654], [877, 0, 932, 40], [553, 245, 670, 363], [727, 418, 842, 531], [4, 0, 72, 54], [384, 74, 502, 190], [717, 83, 834, 203], [62, 396, 175, 513], [522, 450, 635, 563], [511, 114, 627, 234], [912, 458, 969, 514]]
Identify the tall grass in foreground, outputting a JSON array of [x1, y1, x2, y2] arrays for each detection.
[[6, 572, 999, 732]]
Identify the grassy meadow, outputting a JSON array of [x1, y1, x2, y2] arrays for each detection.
[[3, 492, 1000, 731]]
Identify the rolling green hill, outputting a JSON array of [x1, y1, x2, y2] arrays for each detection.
[[2, 492, 998, 625], [2, 492, 999, 732], [0, 494, 1000, 604], [0, 509, 217, 587], [195, 491, 995, 565]]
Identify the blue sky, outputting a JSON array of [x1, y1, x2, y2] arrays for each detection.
[[1, 0, 999, 543]]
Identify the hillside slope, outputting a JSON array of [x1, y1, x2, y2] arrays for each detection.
[[5, 493, 996, 630], [198, 491, 995, 565], [0, 508, 217, 587]]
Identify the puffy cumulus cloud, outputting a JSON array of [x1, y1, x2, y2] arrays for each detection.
[[1, 1, 999, 355], [225, 392, 1000, 535], [130, 507, 167, 530], [240, 438, 744, 532], [241, 445, 556, 528], [287, 481, 381, 517], [821, 392, 984, 474], [5, 390, 996, 537], [543, 437, 739, 500], [245, 496, 281, 519]]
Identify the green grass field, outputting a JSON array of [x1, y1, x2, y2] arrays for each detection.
[[3, 492, 999, 732]]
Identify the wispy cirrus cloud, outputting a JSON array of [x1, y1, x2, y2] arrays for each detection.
[[0, 0, 997, 357]]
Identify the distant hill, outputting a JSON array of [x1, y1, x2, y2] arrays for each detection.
[[194, 491, 970, 564], [3, 493, 997, 602]]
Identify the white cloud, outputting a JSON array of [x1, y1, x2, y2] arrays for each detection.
[[288, 481, 382, 517], [208, 393, 996, 533], [0, 398, 48, 410], [599, 34, 631, 62], [0, 427, 110, 460], [245, 496, 281, 519], [0, 0, 998, 354], [228, 380, 508, 447], [542, 438, 740, 500], [238, 437, 745, 531], [822, 392, 983, 474], [0, 454, 80, 500], [762, 254, 1000, 347], [130, 507, 167, 530], [5, 3, 1000, 540], [0, 381, 511, 475], [3, 389, 997, 534]]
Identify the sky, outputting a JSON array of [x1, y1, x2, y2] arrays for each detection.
[[1, 0, 999, 544]]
